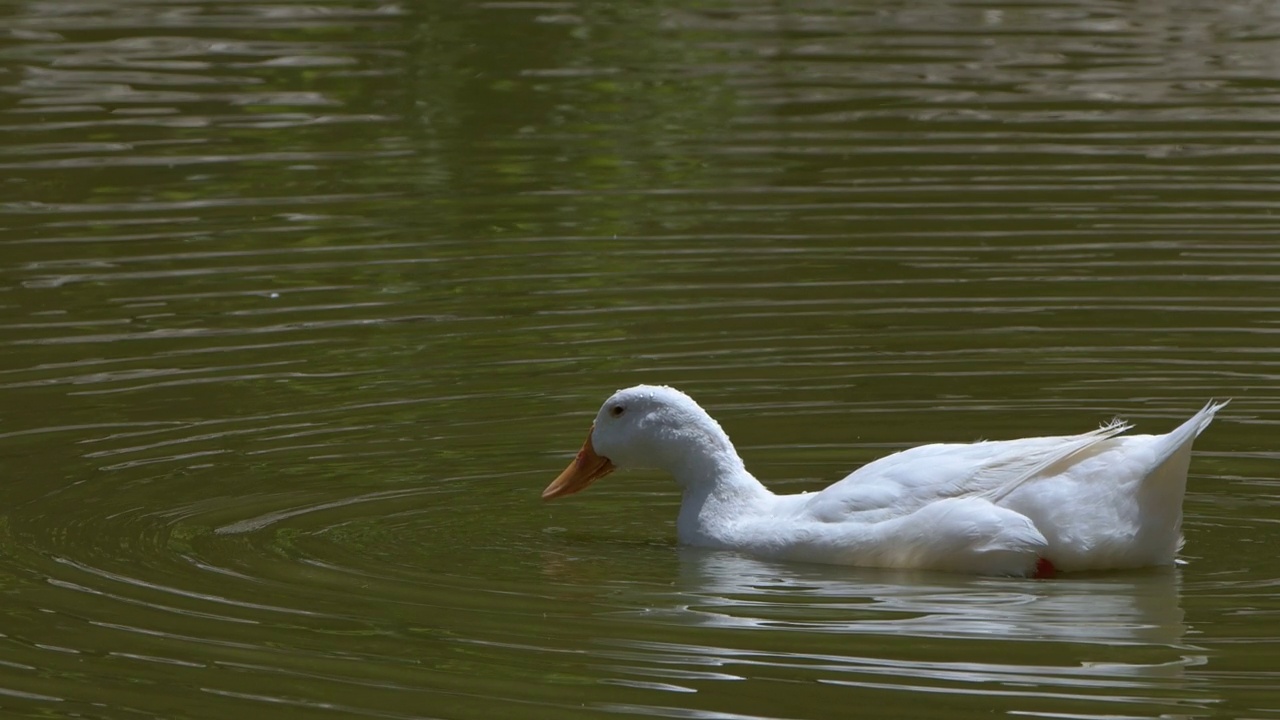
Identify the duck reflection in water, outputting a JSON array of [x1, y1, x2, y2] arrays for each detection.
[[668, 549, 1188, 646]]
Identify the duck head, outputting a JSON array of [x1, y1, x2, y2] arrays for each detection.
[[542, 385, 737, 499]]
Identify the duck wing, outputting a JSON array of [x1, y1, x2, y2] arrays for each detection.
[[796, 401, 1226, 572], [800, 417, 1135, 524]]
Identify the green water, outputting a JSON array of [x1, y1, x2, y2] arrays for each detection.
[[1, 1, 1278, 718]]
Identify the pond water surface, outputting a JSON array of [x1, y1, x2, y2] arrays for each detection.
[[1, 1, 1278, 719]]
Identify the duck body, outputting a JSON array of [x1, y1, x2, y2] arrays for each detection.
[[543, 385, 1226, 577]]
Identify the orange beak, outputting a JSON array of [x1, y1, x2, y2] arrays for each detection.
[[542, 424, 616, 500]]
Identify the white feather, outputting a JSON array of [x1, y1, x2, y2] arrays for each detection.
[[555, 386, 1226, 577]]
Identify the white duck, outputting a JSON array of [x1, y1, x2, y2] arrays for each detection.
[[543, 385, 1226, 577]]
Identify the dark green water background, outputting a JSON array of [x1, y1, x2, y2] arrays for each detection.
[[1, 1, 1277, 718]]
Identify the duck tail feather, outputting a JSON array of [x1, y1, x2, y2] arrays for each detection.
[[975, 420, 1132, 504]]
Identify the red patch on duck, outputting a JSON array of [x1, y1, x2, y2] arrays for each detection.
[[1033, 557, 1056, 579]]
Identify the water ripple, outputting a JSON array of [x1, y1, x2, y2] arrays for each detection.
[[0, 0, 1277, 718]]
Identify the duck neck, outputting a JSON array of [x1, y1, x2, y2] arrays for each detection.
[[669, 437, 753, 492], [669, 431, 772, 545]]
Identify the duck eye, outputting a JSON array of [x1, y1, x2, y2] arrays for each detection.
[[610, 404, 625, 418]]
